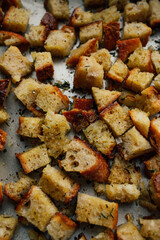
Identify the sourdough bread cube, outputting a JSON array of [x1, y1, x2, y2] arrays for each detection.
[[47, 213, 77, 240], [69, 7, 93, 27], [16, 186, 58, 231], [107, 59, 128, 83], [44, 0, 69, 20], [140, 218, 160, 240], [74, 56, 104, 89], [125, 68, 154, 92], [153, 74, 160, 91], [2, 6, 30, 33], [41, 12, 58, 31], [0, 79, 11, 108], [0, 128, 7, 151], [106, 184, 140, 203], [109, 0, 128, 11], [148, 172, 160, 207], [118, 126, 153, 161], [0, 182, 3, 204], [91, 49, 112, 72], [117, 221, 145, 240], [16, 144, 51, 174], [76, 192, 118, 229], [92, 229, 115, 240], [2, 0, 22, 12], [25, 26, 48, 48], [60, 136, 109, 183], [84, 0, 106, 8], [150, 117, 160, 154], [100, 102, 132, 137], [144, 154, 160, 177], [31, 52, 54, 81], [103, 22, 120, 51], [39, 165, 80, 204], [0, 46, 33, 84], [79, 21, 103, 44], [44, 25, 76, 58], [149, 0, 160, 28], [118, 90, 137, 108], [83, 120, 116, 156], [0, 216, 18, 240], [151, 51, 160, 74]]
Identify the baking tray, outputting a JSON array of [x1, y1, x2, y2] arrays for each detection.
[[0, 0, 160, 239]]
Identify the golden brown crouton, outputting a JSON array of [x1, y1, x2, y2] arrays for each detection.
[[140, 218, 160, 240], [25, 25, 48, 48], [60, 136, 109, 183], [153, 74, 160, 91], [149, 0, 160, 28], [151, 51, 160, 74], [91, 228, 115, 240], [0, 182, 3, 204], [109, 0, 128, 11], [103, 22, 120, 51], [84, 0, 106, 8], [144, 154, 160, 177], [94, 182, 106, 196], [0, 79, 11, 108], [148, 172, 160, 207], [76, 192, 118, 229], [107, 59, 128, 83], [44, 0, 69, 20], [91, 49, 112, 72], [41, 12, 58, 31], [79, 21, 103, 43], [73, 98, 93, 110], [150, 117, 160, 154], [118, 90, 136, 108], [2, 0, 22, 12], [0, 215, 18, 240], [69, 7, 93, 27], [0, 128, 7, 151]]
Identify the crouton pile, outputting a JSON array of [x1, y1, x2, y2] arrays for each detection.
[[0, 0, 160, 240]]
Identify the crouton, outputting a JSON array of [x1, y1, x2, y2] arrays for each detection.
[[100, 102, 132, 137], [91, 229, 115, 240], [127, 48, 154, 73], [106, 184, 140, 203], [25, 26, 48, 48], [84, 0, 106, 8], [94, 182, 106, 196], [83, 120, 116, 156], [0, 79, 11, 108], [118, 90, 136, 108], [16, 185, 58, 231], [0, 182, 3, 204], [73, 98, 93, 110], [76, 192, 118, 229], [148, 172, 160, 207], [124, 1, 149, 23], [144, 154, 160, 177], [129, 108, 150, 138], [109, 0, 128, 11], [39, 165, 80, 204], [107, 59, 128, 83], [42, 110, 70, 158], [122, 22, 152, 47], [150, 117, 160, 154], [140, 218, 160, 240], [151, 51, 160, 74], [118, 126, 153, 161], [0, 46, 33, 84], [117, 221, 145, 240], [0, 215, 18, 240], [4, 173, 36, 202], [31, 52, 54, 81], [103, 22, 120, 51], [66, 38, 98, 67], [45, 25, 76, 58], [28, 230, 47, 240], [125, 68, 154, 92], [16, 144, 51, 174], [149, 0, 160, 28], [47, 213, 77, 240], [79, 21, 103, 44], [2, 0, 22, 12], [60, 136, 109, 183], [117, 38, 142, 62], [69, 7, 93, 27], [2, 6, 30, 33], [41, 12, 58, 31], [153, 74, 160, 91], [91, 49, 112, 72], [44, 0, 69, 20], [0, 128, 7, 151]]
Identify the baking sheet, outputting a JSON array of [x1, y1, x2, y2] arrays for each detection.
[[0, 0, 160, 239]]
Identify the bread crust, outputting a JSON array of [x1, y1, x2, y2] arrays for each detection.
[[73, 98, 93, 111], [0, 79, 11, 108], [2, 0, 22, 12], [41, 12, 58, 31], [0, 129, 7, 151], [0, 182, 3, 205], [103, 22, 120, 51], [150, 117, 160, 154], [144, 154, 160, 177]]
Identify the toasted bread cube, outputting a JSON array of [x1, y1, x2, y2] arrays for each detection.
[[94, 182, 106, 196], [45, 25, 76, 58], [122, 22, 152, 47], [31, 52, 54, 81], [0, 216, 18, 240], [148, 172, 160, 207], [2, 6, 30, 33], [117, 221, 145, 240], [92, 229, 115, 240], [149, 0, 160, 28], [153, 74, 160, 91], [100, 102, 132, 137], [39, 165, 80, 204], [76, 192, 118, 229], [69, 7, 93, 27], [117, 38, 142, 62], [129, 108, 150, 138], [0, 128, 7, 151], [103, 22, 120, 51], [118, 90, 137, 108], [107, 59, 128, 83], [150, 117, 160, 154], [0, 79, 11, 108], [109, 0, 128, 11], [16, 144, 51, 174], [41, 12, 58, 31], [44, 0, 69, 20], [60, 137, 109, 183], [0, 46, 33, 84], [0, 182, 3, 204], [84, 0, 106, 7], [151, 51, 160, 74], [140, 218, 160, 240], [28, 230, 47, 240], [127, 48, 154, 73], [83, 120, 116, 156], [118, 126, 153, 161], [79, 21, 103, 44], [25, 26, 48, 48], [2, 0, 22, 12], [144, 154, 160, 177], [16, 186, 58, 231], [67, 38, 98, 67], [106, 184, 140, 203], [73, 98, 93, 110], [74, 56, 104, 89], [91, 49, 112, 72]]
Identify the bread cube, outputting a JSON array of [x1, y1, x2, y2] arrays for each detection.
[[92, 229, 115, 240], [127, 48, 154, 73], [118, 126, 153, 161], [100, 102, 132, 137], [103, 22, 120, 51], [91, 49, 112, 72], [118, 90, 136, 108], [109, 0, 128, 11], [60, 137, 109, 183], [144, 154, 160, 177], [107, 59, 128, 83], [2, 6, 30, 33], [0, 46, 33, 84], [140, 218, 160, 240], [73, 98, 93, 110], [148, 172, 160, 207], [76, 192, 118, 229], [84, 0, 106, 8], [44, 0, 69, 20], [31, 52, 54, 81], [69, 7, 93, 27], [151, 51, 160, 74], [149, 0, 160, 28], [0, 216, 18, 240], [153, 74, 160, 91], [129, 108, 150, 138], [79, 21, 103, 44], [2, 0, 22, 12], [25, 25, 48, 48], [117, 38, 142, 62], [106, 184, 140, 203], [0, 79, 11, 108], [122, 22, 152, 47], [74, 56, 104, 89], [94, 182, 106, 196], [41, 12, 58, 31], [16, 185, 58, 231], [66, 38, 98, 67], [150, 117, 160, 154], [45, 25, 76, 58], [28, 230, 47, 240], [39, 165, 80, 204], [0, 128, 7, 151], [0, 182, 3, 204], [83, 120, 116, 156]]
